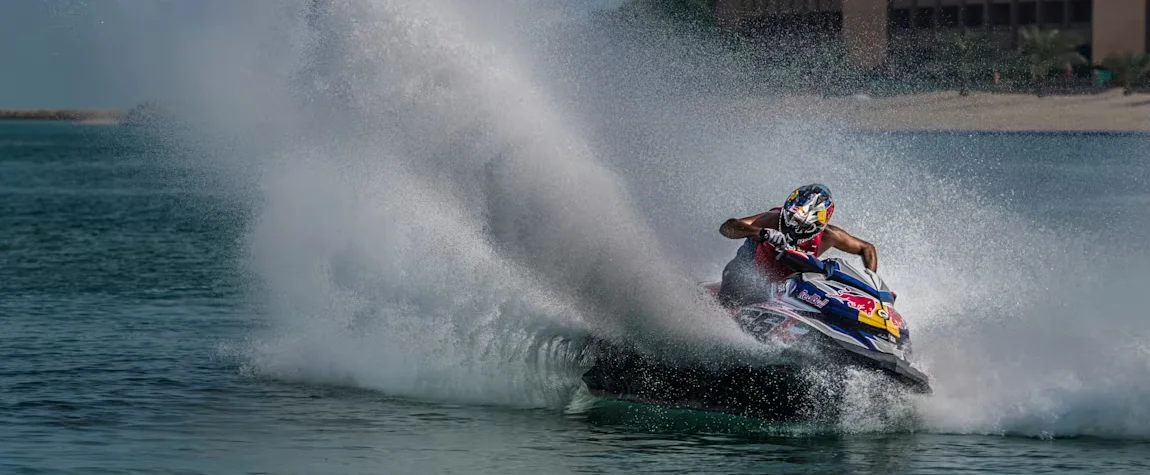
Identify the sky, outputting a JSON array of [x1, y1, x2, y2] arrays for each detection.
[[0, 1, 196, 109], [0, 0, 629, 109]]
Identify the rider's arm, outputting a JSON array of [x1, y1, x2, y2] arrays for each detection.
[[719, 212, 770, 240], [824, 225, 878, 272]]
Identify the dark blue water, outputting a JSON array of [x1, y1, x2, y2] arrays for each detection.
[[3, 122, 1150, 474]]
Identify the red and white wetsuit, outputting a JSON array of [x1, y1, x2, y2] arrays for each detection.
[[717, 207, 824, 306]]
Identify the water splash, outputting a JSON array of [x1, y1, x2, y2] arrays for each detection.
[[111, 0, 1150, 437], [130, 0, 767, 409]]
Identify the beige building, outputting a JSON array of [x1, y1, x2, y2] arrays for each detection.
[[715, 0, 1149, 68]]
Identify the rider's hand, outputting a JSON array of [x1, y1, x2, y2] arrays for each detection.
[[758, 227, 791, 250]]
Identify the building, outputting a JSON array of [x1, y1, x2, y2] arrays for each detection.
[[715, 0, 1150, 69]]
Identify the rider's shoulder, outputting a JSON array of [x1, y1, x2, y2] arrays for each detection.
[[751, 208, 781, 226], [822, 224, 849, 237]]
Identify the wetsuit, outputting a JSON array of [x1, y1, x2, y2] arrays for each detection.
[[717, 208, 823, 307]]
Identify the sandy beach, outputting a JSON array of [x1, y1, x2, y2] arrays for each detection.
[[726, 89, 1150, 132], [3, 89, 1147, 131], [0, 109, 124, 123]]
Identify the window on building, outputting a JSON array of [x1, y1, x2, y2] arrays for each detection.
[[1070, 0, 1092, 23], [965, 5, 984, 27], [1042, 1, 1065, 25], [1018, 2, 1037, 25], [891, 8, 911, 29], [939, 7, 959, 28], [743, 10, 842, 39], [915, 7, 935, 29], [811, 11, 843, 33], [989, 4, 1011, 26]]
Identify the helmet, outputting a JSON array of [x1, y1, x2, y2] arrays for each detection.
[[780, 184, 834, 240]]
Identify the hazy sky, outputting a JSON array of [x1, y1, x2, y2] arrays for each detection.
[[0, 1, 196, 109], [0, 0, 628, 109]]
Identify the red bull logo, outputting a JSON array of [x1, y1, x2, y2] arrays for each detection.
[[834, 288, 878, 315], [886, 306, 906, 329], [796, 289, 829, 308]]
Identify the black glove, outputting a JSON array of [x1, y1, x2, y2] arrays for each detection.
[[758, 227, 791, 251]]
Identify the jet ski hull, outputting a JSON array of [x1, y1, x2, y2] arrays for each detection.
[[581, 326, 929, 421], [580, 252, 931, 420], [581, 348, 807, 420]]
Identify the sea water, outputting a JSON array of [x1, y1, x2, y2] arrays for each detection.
[[3, 123, 1149, 474], [5, 0, 1150, 472]]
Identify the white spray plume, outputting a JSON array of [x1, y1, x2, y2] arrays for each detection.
[[101, 0, 1150, 436]]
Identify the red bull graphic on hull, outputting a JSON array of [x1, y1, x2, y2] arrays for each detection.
[[885, 305, 906, 329], [833, 287, 878, 315], [796, 289, 829, 308]]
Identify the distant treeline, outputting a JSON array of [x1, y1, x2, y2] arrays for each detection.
[[0, 109, 126, 121], [617, 0, 716, 24]]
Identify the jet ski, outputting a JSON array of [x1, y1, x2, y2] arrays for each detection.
[[580, 248, 931, 421]]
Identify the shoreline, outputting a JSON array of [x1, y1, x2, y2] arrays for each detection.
[[849, 128, 1150, 135], [0, 109, 125, 123], [723, 89, 1150, 132], [4, 89, 1148, 131]]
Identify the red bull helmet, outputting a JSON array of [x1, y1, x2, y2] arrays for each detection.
[[780, 184, 834, 241]]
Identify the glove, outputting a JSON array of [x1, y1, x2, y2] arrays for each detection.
[[758, 227, 792, 251]]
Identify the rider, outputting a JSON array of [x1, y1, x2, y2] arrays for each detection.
[[716, 184, 878, 307]]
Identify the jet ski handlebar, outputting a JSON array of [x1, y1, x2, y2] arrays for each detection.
[[774, 248, 896, 303], [774, 248, 825, 273]]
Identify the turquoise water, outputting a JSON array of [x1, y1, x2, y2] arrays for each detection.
[[3, 122, 1150, 474]]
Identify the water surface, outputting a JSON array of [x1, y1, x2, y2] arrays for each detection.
[[3, 123, 1149, 474]]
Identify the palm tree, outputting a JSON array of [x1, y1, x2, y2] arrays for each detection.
[[939, 30, 999, 96], [622, 0, 715, 24], [1102, 52, 1150, 95], [1018, 26, 1086, 96]]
